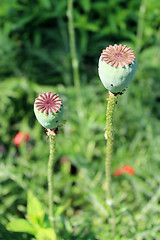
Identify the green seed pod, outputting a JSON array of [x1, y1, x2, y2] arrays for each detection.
[[98, 44, 137, 93], [34, 91, 63, 129]]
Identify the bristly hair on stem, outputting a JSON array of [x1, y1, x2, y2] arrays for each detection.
[[48, 133, 56, 229], [105, 91, 117, 235]]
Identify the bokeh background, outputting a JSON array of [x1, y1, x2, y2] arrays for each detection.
[[0, 0, 160, 239]]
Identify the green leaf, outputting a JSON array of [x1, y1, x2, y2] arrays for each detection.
[[36, 228, 57, 240], [79, 0, 91, 12], [39, 0, 52, 9], [27, 191, 45, 225], [7, 219, 36, 235], [54, 199, 71, 217]]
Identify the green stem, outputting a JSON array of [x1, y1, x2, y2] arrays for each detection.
[[136, 0, 147, 54], [67, 0, 81, 99], [48, 135, 56, 229], [105, 91, 117, 233]]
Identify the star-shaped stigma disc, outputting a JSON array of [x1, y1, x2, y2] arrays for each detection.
[[34, 91, 62, 115], [101, 44, 136, 68]]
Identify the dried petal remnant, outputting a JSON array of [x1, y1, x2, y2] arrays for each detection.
[[101, 44, 136, 68], [35, 91, 62, 115]]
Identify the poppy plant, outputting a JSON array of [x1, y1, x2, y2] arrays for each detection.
[[98, 44, 137, 233], [34, 91, 64, 232]]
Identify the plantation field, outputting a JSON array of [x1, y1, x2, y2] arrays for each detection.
[[0, 0, 160, 239]]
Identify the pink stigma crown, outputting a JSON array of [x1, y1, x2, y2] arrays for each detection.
[[101, 44, 136, 68], [34, 91, 62, 115]]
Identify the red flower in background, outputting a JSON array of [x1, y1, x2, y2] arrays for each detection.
[[14, 132, 30, 147], [122, 165, 135, 175], [113, 165, 135, 177], [112, 168, 123, 177]]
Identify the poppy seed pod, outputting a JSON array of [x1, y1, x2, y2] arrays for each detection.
[[34, 91, 63, 129], [98, 44, 137, 93]]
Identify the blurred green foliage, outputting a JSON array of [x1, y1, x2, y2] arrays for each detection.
[[0, 0, 160, 84], [0, 0, 160, 239]]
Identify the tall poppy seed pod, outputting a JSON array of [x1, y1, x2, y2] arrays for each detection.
[[34, 91, 63, 129], [98, 44, 137, 93]]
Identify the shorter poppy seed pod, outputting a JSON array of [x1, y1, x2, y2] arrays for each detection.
[[98, 44, 137, 93], [34, 91, 63, 129]]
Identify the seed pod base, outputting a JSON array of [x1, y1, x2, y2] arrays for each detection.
[[34, 105, 63, 129], [98, 58, 137, 93]]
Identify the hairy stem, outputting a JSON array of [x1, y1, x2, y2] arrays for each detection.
[[67, 0, 81, 99], [48, 135, 56, 229], [105, 91, 117, 233]]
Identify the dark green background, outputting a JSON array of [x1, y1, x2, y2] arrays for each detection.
[[0, 0, 160, 239]]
